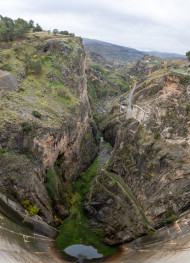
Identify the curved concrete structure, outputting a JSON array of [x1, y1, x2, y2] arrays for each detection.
[[0, 211, 67, 263], [2, 209, 190, 263], [0, 191, 68, 263], [1, 190, 190, 263], [0, 70, 18, 91], [105, 211, 190, 263]]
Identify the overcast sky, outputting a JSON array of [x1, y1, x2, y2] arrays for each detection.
[[1, 0, 190, 54]]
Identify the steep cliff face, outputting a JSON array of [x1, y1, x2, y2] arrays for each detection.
[[85, 57, 190, 244], [0, 34, 98, 223]]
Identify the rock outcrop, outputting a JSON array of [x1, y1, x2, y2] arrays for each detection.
[[0, 35, 98, 223], [85, 57, 190, 244]]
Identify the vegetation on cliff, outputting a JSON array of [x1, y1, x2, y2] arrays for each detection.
[[56, 143, 118, 258], [85, 50, 134, 116], [85, 55, 190, 244], [186, 51, 190, 61], [0, 30, 98, 225]]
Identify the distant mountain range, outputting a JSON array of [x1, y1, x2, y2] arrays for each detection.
[[144, 51, 186, 60], [83, 38, 185, 63]]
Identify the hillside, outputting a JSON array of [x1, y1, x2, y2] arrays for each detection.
[[83, 38, 146, 63], [145, 50, 185, 59], [85, 55, 190, 244], [83, 38, 185, 63], [0, 31, 99, 223]]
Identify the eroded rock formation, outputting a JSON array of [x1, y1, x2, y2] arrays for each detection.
[[85, 57, 190, 244], [0, 35, 98, 223]]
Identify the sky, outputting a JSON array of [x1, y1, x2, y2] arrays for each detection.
[[1, 0, 190, 54]]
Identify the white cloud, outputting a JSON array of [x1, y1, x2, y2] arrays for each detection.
[[1, 0, 190, 54]]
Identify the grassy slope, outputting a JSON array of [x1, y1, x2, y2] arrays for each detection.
[[0, 33, 79, 129]]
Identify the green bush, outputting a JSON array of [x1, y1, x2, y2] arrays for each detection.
[[154, 132, 160, 140], [147, 229, 155, 236], [22, 200, 30, 208], [60, 30, 69, 35], [57, 88, 71, 99], [0, 149, 6, 155], [19, 86, 25, 92], [12, 43, 21, 52], [26, 59, 42, 74], [21, 200, 40, 216], [54, 215, 64, 226], [162, 214, 178, 225], [53, 29, 59, 35], [33, 23, 42, 32], [21, 122, 31, 132], [28, 205, 40, 216], [32, 110, 41, 118], [179, 76, 190, 85], [95, 228, 106, 238], [186, 51, 190, 61]]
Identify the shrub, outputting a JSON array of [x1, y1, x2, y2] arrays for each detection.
[[28, 205, 40, 216], [60, 30, 69, 35], [179, 76, 190, 85], [57, 88, 66, 97], [147, 229, 155, 236], [95, 228, 106, 238], [26, 59, 42, 74], [12, 43, 21, 52], [186, 105, 190, 112], [186, 51, 190, 61], [33, 54, 38, 59], [154, 132, 160, 139], [19, 86, 25, 92], [54, 216, 64, 226], [22, 200, 30, 208], [69, 33, 75, 37], [57, 88, 71, 99], [162, 214, 178, 225], [0, 149, 6, 156], [53, 29, 59, 35], [32, 110, 41, 118], [21, 122, 31, 132], [36, 91, 41, 95], [21, 200, 40, 216], [171, 215, 178, 222], [41, 56, 45, 61], [3, 50, 12, 59], [33, 23, 42, 32]]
